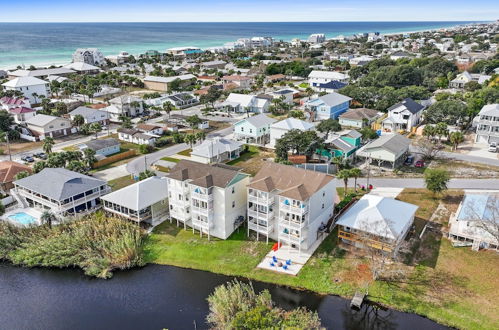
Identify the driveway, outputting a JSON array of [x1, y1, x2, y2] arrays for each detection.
[[409, 145, 499, 167], [93, 164, 129, 181]]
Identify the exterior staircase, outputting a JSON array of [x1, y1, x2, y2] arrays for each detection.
[[10, 190, 28, 208]]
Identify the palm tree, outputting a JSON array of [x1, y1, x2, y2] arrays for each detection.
[[82, 148, 97, 168], [72, 114, 85, 129], [42, 137, 55, 154], [89, 123, 102, 139], [162, 101, 174, 120], [0, 130, 12, 161], [184, 134, 196, 148], [349, 168, 362, 192], [31, 92, 39, 104], [337, 169, 352, 197], [449, 131, 465, 151], [40, 210, 55, 228], [195, 131, 206, 143]]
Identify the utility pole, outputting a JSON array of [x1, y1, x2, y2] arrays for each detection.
[[6, 133, 12, 161], [366, 153, 371, 191]]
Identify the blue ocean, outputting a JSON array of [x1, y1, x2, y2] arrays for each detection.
[[0, 21, 479, 69]]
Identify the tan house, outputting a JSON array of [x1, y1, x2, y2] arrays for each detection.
[[143, 74, 196, 92], [25, 114, 73, 140], [0, 161, 32, 193], [222, 75, 253, 91]]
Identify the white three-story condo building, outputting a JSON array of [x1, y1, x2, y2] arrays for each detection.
[[247, 163, 336, 253], [167, 160, 250, 239]]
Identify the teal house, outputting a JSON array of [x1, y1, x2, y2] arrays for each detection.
[[317, 130, 362, 159]]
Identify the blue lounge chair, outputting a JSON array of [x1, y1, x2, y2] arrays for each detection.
[[272, 256, 278, 262], [270, 262, 275, 267], [283, 265, 288, 270], [286, 259, 291, 265]]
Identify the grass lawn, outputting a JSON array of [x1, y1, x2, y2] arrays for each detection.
[[161, 157, 180, 163], [108, 175, 136, 191], [226, 146, 275, 176], [177, 148, 192, 157], [145, 188, 499, 330], [155, 165, 170, 173]]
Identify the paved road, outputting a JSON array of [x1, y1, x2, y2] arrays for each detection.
[[339, 177, 499, 190], [1, 126, 119, 162], [409, 145, 499, 167], [126, 126, 233, 175]]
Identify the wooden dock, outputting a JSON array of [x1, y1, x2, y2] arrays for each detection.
[[350, 291, 365, 309]]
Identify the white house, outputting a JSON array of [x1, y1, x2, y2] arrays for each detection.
[[269, 118, 314, 147], [233, 113, 277, 145], [308, 70, 349, 89], [8, 106, 36, 124], [136, 123, 164, 136], [269, 89, 296, 104], [69, 106, 109, 125], [247, 162, 336, 253], [339, 108, 380, 128], [103, 95, 144, 121], [102, 176, 169, 226], [167, 160, 251, 239], [72, 48, 105, 66], [448, 192, 498, 251], [307, 34, 326, 44], [475, 104, 499, 144], [449, 71, 492, 89], [218, 93, 269, 114], [191, 137, 243, 164], [382, 98, 425, 132], [336, 194, 418, 254], [2, 77, 50, 104], [117, 128, 158, 146]]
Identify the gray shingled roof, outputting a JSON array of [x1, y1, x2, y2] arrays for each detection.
[[237, 113, 277, 128], [387, 98, 424, 114], [14, 168, 106, 201], [84, 138, 120, 151], [318, 92, 352, 107], [363, 134, 410, 154]]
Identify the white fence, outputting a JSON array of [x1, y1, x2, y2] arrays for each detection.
[[20, 133, 37, 142], [294, 163, 337, 175]]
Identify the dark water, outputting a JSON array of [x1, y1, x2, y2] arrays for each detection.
[[0, 21, 479, 68], [0, 263, 448, 330]]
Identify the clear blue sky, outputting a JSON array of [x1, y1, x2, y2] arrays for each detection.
[[0, 0, 497, 22]]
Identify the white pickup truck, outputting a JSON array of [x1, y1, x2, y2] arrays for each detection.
[[488, 142, 498, 153]]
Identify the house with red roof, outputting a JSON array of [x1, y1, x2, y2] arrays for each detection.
[[8, 106, 36, 124], [0, 161, 32, 193]]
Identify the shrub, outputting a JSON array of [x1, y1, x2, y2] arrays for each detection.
[[139, 144, 154, 154], [207, 281, 322, 329], [0, 212, 145, 278]]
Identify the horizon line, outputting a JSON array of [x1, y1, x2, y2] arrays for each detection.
[[0, 20, 489, 24]]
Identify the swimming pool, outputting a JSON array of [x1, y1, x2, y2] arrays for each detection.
[[7, 212, 38, 226]]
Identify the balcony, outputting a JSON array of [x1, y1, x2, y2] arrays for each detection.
[[170, 209, 191, 222], [191, 191, 214, 202], [192, 218, 214, 230], [280, 203, 309, 215], [248, 208, 274, 221], [248, 194, 274, 206], [248, 220, 273, 235], [278, 217, 307, 231], [191, 205, 213, 216], [278, 232, 305, 245]]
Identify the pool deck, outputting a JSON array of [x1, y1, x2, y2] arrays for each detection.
[[2, 208, 42, 226]]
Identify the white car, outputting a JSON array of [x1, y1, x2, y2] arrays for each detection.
[[488, 143, 498, 153]]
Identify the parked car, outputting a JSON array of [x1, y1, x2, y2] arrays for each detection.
[[415, 160, 425, 168], [21, 155, 34, 163], [488, 143, 497, 153], [34, 152, 47, 159], [404, 155, 414, 165]]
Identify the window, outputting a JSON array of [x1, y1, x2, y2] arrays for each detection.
[[232, 201, 235, 208], [232, 187, 235, 194], [322, 191, 325, 197], [241, 127, 244, 132], [249, 129, 253, 133], [322, 203, 324, 209]]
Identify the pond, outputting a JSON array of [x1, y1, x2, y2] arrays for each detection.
[[0, 263, 448, 329]]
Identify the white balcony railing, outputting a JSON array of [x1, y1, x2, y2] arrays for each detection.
[[248, 209, 274, 221], [192, 218, 214, 230], [248, 194, 274, 206], [280, 203, 309, 215], [279, 217, 307, 231], [191, 191, 214, 202], [248, 221, 273, 234]]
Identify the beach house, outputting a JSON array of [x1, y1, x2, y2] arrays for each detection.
[[12, 168, 110, 215], [269, 118, 314, 147], [338, 108, 380, 128], [190, 137, 243, 164], [335, 194, 418, 254], [233, 114, 277, 145], [2, 77, 50, 104], [356, 133, 410, 168], [167, 160, 250, 239], [102, 176, 169, 226], [474, 104, 499, 144], [381, 98, 425, 132], [247, 162, 336, 253], [305, 92, 352, 120], [25, 114, 73, 140]]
